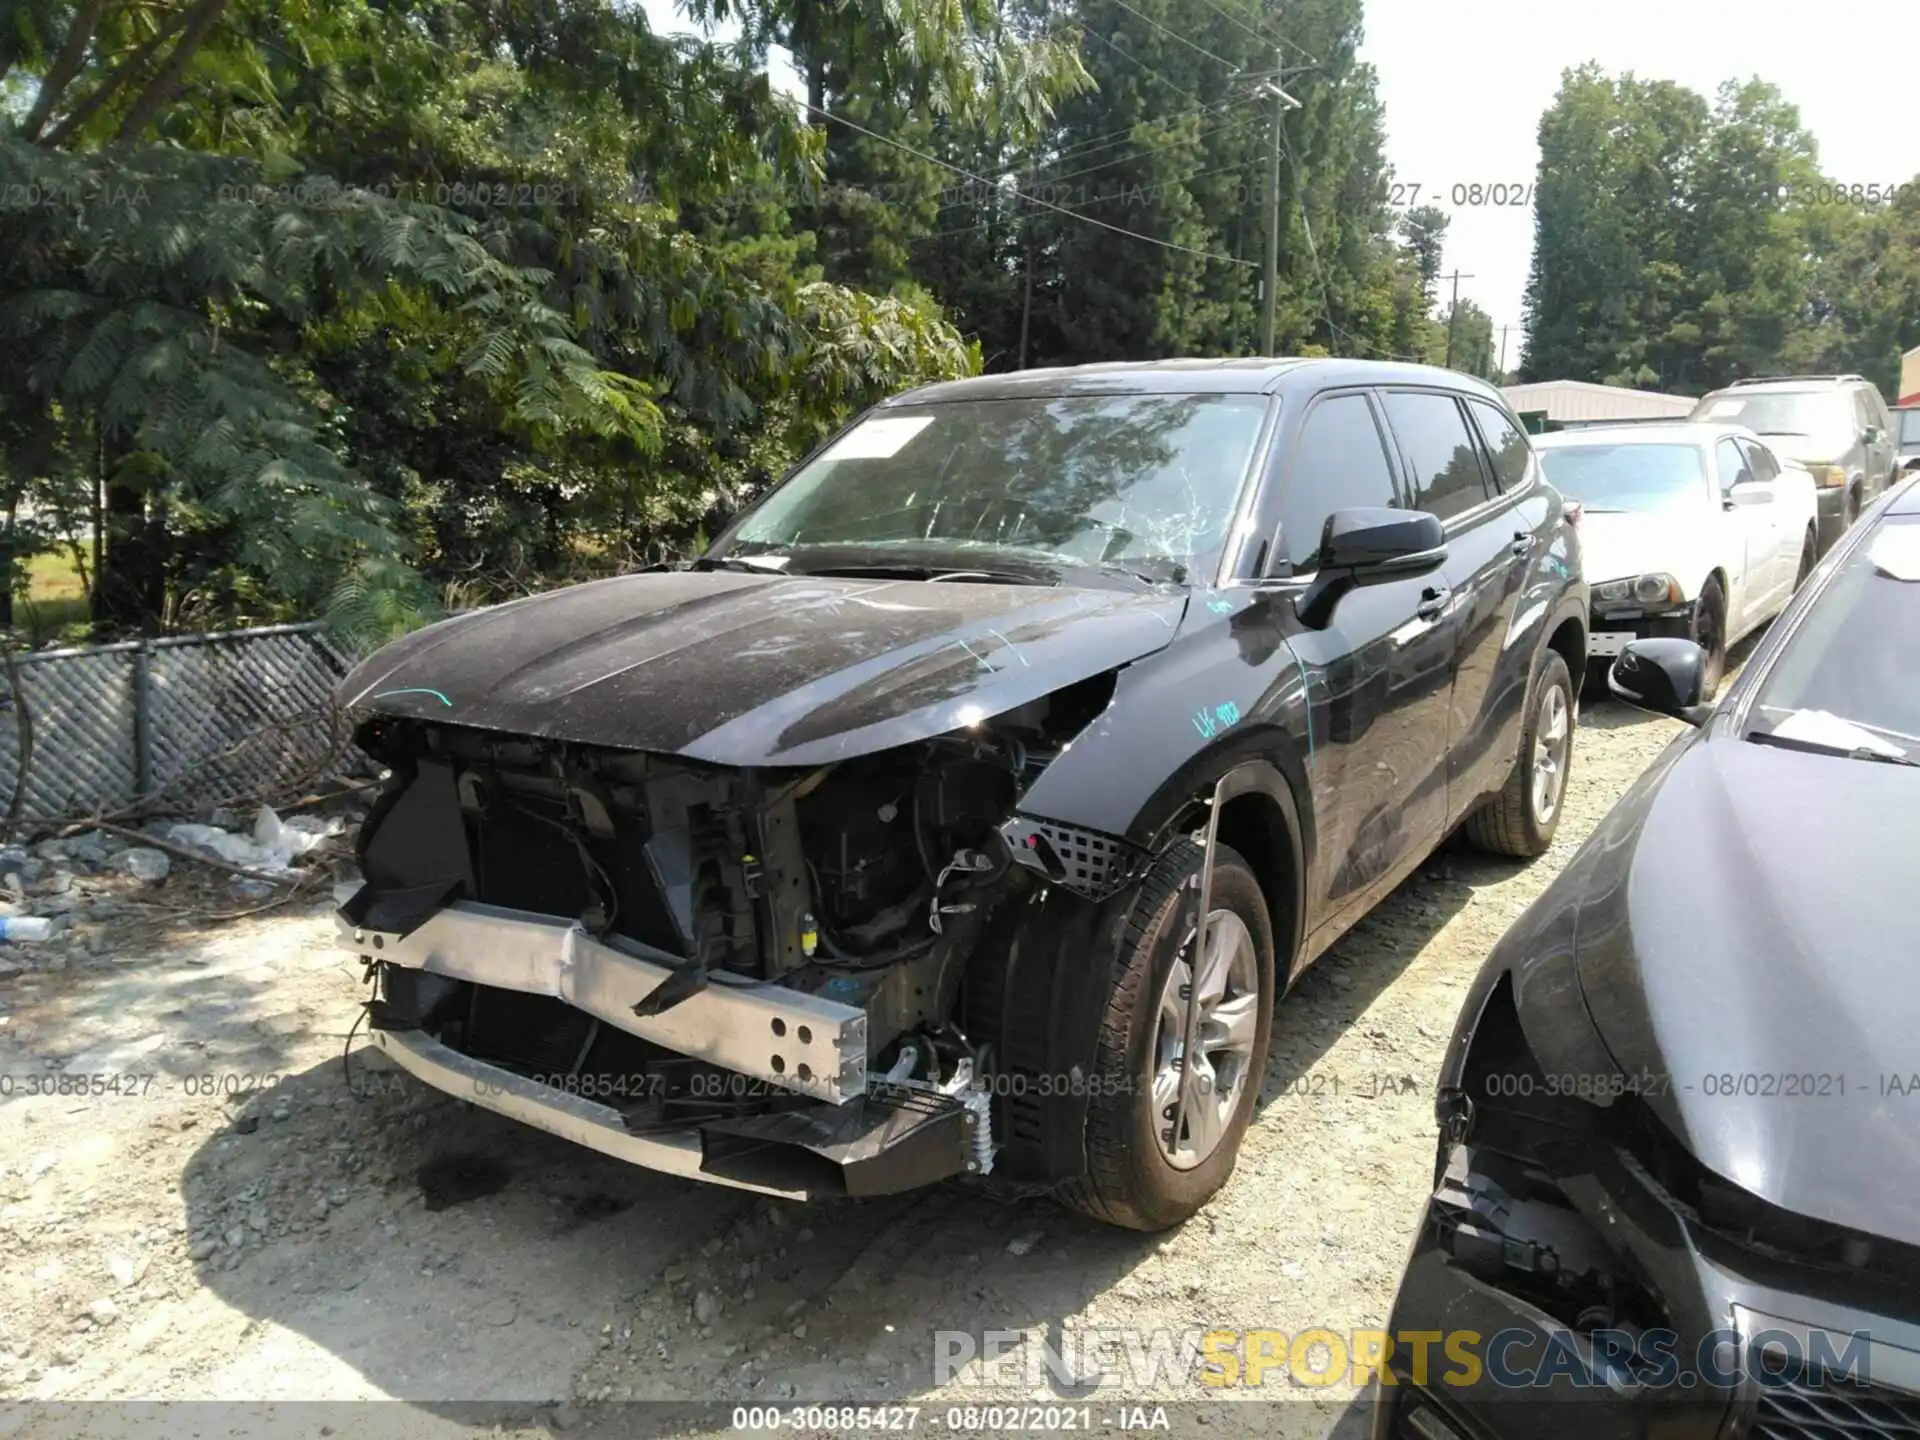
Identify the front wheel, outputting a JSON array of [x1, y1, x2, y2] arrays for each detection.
[[1692, 578, 1728, 700], [1794, 526, 1816, 591], [1463, 650, 1574, 859], [1060, 840, 1275, 1232]]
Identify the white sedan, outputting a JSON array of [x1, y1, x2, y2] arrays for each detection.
[[1533, 422, 1820, 695]]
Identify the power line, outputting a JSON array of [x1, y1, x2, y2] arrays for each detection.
[[800, 99, 1256, 268], [1186, 0, 1281, 48], [932, 111, 1259, 221], [1076, 153, 1263, 201], [1279, 122, 1341, 357], [1046, 113, 1259, 184], [1024, 93, 1252, 169], [1079, 24, 1205, 105], [1105, 0, 1240, 71]]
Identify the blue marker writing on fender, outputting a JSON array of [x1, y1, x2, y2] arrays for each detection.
[[372, 687, 454, 707]]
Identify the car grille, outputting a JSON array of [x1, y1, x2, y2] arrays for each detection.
[[1753, 1358, 1920, 1440]]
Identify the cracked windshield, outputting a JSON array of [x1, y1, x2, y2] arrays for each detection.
[[727, 394, 1270, 581]]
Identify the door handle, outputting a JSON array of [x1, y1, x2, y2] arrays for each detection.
[[1510, 530, 1531, 559], [1416, 584, 1451, 621]]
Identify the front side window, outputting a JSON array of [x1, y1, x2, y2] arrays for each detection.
[[1535, 442, 1709, 513], [1380, 391, 1492, 521], [1275, 394, 1399, 570], [1747, 517, 1920, 761], [725, 393, 1270, 582]]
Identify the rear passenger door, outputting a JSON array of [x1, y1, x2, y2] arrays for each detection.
[[1267, 390, 1457, 939], [1375, 390, 1533, 826]]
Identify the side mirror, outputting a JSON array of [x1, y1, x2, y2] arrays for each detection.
[[1295, 509, 1447, 629], [1727, 479, 1774, 507], [1609, 638, 1711, 725]]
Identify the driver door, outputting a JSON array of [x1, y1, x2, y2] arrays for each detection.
[[1264, 389, 1459, 943]]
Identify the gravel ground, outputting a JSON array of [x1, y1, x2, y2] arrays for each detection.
[[0, 696, 1686, 1438]]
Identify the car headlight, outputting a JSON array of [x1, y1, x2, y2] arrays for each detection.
[[1806, 463, 1847, 487], [1595, 574, 1683, 608]]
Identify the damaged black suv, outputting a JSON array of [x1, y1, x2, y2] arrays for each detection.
[[336, 358, 1587, 1231]]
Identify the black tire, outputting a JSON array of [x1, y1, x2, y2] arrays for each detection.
[[1058, 840, 1274, 1232], [1463, 650, 1574, 859], [1794, 526, 1816, 590], [1692, 577, 1728, 700], [1845, 485, 1861, 530]]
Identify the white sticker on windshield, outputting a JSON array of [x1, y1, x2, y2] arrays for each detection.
[[819, 416, 935, 461], [1704, 400, 1745, 418], [1868, 525, 1920, 583]]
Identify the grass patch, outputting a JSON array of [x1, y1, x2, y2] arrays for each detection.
[[15, 550, 92, 647]]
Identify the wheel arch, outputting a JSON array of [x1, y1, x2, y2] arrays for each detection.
[[1129, 733, 1312, 975], [1545, 613, 1585, 680]]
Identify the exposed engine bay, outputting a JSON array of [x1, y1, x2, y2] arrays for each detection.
[[339, 674, 1142, 1198]]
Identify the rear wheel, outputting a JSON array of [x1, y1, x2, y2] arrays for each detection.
[[1464, 650, 1574, 859], [1692, 578, 1728, 699], [1060, 840, 1274, 1232]]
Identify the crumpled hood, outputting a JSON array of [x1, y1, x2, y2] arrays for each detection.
[[1576, 510, 1702, 592], [1571, 737, 1920, 1246], [338, 570, 1187, 765]]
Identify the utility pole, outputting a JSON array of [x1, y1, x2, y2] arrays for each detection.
[[1498, 325, 1510, 380], [1442, 268, 1475, 370], [1017, 160, 1036, 369], [1245, 52, 1301, 357]]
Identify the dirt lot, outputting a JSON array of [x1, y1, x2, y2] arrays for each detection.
[[0, 698, 1684, 1438]]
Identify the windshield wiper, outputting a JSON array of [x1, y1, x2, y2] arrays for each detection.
[[1747, 730, 1920, 767], [792, 562, 1053, 585], [690, 553, 790, 573]]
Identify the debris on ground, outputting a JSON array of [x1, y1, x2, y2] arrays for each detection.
[[0, 706, 1682, 1417]]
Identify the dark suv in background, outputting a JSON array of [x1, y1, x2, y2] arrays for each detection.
[[1688, 375, 1897, 552]]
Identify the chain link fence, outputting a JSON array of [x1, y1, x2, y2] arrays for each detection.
[[0, 623, 359, 825]]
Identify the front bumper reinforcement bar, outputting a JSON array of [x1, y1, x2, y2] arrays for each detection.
[[337, 899, 868, 1103]]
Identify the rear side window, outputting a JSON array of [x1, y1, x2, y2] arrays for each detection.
[[1381, 391, 1493, 521], [1276, 394, 1400, 570], [1467, 399, 1532, 492]]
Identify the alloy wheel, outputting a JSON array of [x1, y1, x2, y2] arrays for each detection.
[[1151, 909, 1259, 1171], [1530, 682, 1571, 826]]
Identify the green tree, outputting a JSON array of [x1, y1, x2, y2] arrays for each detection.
[[1, 0, 1003, 642]]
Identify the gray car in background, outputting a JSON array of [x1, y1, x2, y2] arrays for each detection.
[[1688, 374, 1897, 553]]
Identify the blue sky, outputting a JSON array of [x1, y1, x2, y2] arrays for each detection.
[[643, 0, 1918, 359]]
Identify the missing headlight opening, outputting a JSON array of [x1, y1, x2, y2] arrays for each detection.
[[340, 673, 1125, 1201]]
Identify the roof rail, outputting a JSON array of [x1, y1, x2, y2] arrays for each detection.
[[1726, 374, 1868, 387]]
